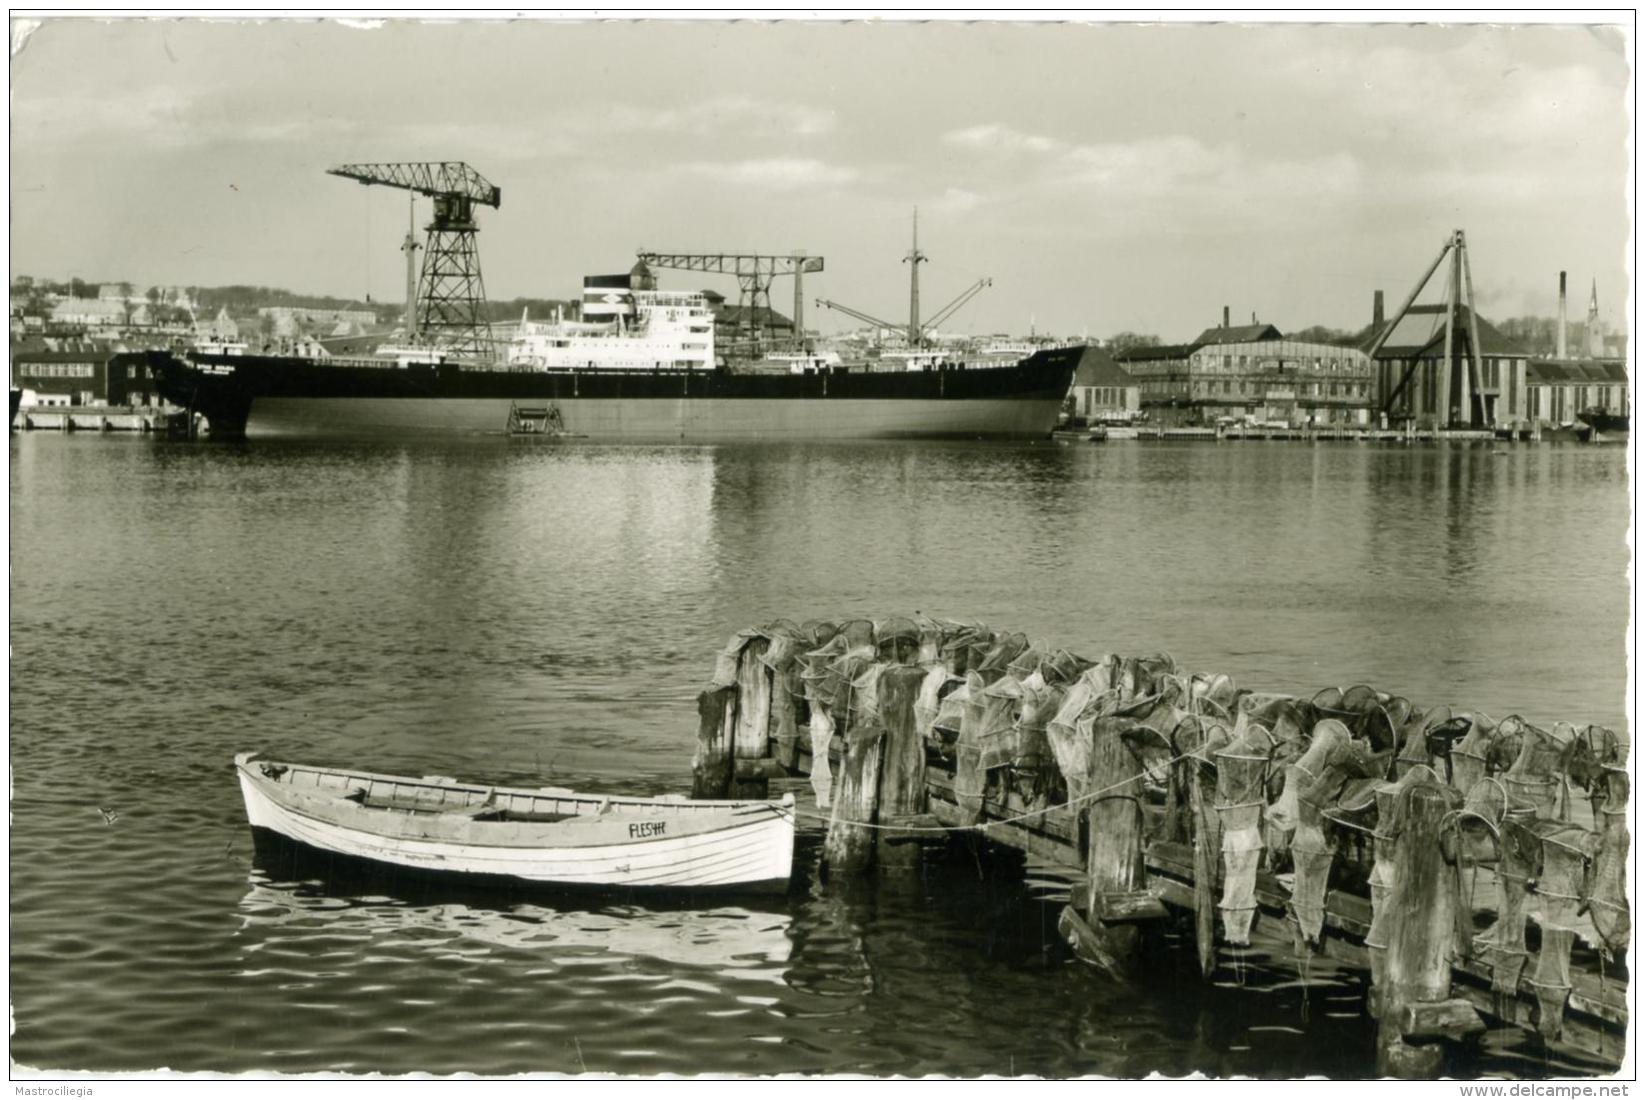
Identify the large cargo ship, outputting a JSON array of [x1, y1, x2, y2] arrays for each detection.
[[137, 272, 1077, 440]]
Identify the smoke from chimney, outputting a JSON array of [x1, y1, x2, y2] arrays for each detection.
[[1558, 271, 1568, 360]]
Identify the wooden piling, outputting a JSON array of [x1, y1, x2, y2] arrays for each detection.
[[1375, 778, 1475, 1079], [875, 665, 931, 867], [731, 637, 773, 799], [823, 696, 886, 878], [694, 619, 1629, 1072], [953, 671, 989, 824], [767, 633, 805, 771], [690, 684, 737, 800], [1070, 712, 1156, 977]]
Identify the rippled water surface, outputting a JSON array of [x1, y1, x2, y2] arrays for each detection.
[[9, 435, 1630, 1076]]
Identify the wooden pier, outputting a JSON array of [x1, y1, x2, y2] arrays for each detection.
[[14, 405, 190, 434], [690, 618, 1629, 1078]]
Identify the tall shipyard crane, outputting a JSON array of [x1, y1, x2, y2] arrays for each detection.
[[634, 251, 825, 349], [816, 210, 991, 348], [329, 162, 502, 359]]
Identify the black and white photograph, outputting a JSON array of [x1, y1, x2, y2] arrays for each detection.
[[6, 11, 1634, 1084]]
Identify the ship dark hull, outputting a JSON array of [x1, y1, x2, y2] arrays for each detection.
[[134, 348, 1079, 440]]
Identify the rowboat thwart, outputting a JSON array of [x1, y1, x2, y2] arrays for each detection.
[[234, 752, 796, 893]]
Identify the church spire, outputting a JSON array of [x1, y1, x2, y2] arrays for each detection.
[[1587, 278, 1604, 358]]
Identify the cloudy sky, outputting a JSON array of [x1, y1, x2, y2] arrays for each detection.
[[9, 17, 1632, 340]]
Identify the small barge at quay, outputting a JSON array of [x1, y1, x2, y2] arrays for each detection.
[[234, 752, 796, 893]]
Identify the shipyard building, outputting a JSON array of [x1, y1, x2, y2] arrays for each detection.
[[1115, 315, 1374, 426], [1366, 302, 1529, 428], [1064, 347, 1140, 422]]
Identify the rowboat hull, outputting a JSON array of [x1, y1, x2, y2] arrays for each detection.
[[235, 754, 795, 893]]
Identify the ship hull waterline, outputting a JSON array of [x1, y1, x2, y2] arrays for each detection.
[[134, 349, 1081, 441], [245, 394, 1062, 439]]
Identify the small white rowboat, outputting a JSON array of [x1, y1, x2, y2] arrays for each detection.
[[234, 752, 796, 893]]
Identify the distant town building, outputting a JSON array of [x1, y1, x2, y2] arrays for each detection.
[[49, 297, 126, 326], [1368, 303, 1529, 428], [1524, 359, 1629, 426], [211, 306, 239, 340], [97, 283, 129, 301], [1065, 347, 1139, 420], [1115, 320, 1373, 426], [257, 306, 379, 335]]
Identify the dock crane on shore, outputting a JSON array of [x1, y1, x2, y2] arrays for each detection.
[[1370, 229, 1491, 428], [815, 209, 992, 348], [328, 161, 501, 359]]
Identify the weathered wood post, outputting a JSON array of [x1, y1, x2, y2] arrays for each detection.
[[874, 665, 932, 869], [953, 670, 990, 824], [1374, 775, 1479, 1079], [766, 629, 805, 772], [1064, 712, 1167, 978], [730, 636, 774, 799], [822, 664, 886, 877], [690, 683, 737, 800]]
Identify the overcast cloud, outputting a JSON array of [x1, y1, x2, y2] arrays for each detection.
[[9, 17, 1631, 340]]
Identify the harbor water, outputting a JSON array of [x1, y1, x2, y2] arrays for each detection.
[[8, 434, 1630, 1077]]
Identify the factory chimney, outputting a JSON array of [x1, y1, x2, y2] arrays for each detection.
[[1557, 271, 1568, 360], [1222, 305, 1230, 331], [1373, 290, 1385, 332]]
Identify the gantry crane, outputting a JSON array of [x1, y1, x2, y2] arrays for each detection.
[[815, 209, 991, 348], [634, 251, 824, 349], [329, 162, 502, 359]]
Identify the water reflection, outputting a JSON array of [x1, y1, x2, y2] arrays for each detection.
[[238, 846, 794, 981]]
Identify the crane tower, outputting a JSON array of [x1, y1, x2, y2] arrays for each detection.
[[329, 161, 501, 359]]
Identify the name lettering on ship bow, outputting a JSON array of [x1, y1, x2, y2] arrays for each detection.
[[628, 821, 666, 838]]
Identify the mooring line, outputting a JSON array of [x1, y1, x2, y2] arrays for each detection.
[[775, 748, 1198, 834]]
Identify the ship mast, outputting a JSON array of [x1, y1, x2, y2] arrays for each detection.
[[904, 207, 927, 346], [401, 196, 421, 336]]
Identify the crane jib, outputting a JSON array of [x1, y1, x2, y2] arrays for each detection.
[[327, 162, 501, 209]]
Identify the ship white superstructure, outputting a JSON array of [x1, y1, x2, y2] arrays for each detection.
[[507, 275, 716, 371]]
